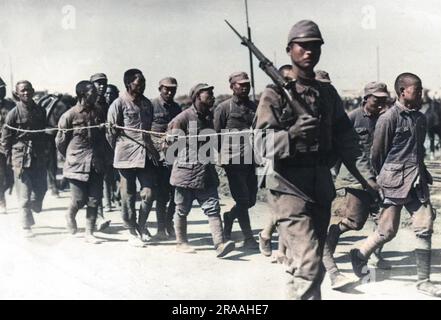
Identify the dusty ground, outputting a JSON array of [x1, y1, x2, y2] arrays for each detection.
[[0, 167, 441, 300]]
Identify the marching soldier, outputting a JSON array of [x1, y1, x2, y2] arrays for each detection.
[[167, 83, 235, 257], [56, 81, 107, 244], [350, 73, 441, 297], [1, 80, 48, 237], [151, 77, 181, 239], [214, 71, 259, 249], [0, 77, 15, 214], [90, 73, 113, 231], [323, 81, 390, 290], [107, 69, 159, 247], [253, 20, 376, 299]]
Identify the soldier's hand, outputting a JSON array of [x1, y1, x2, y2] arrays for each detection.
[[363, 181, 381, 203], [288, 115, 319, 141]]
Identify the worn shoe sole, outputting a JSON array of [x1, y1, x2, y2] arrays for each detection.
[[216, 241, 235, 258], [331, 276, 355, 291], [258, 232, 272, 257]]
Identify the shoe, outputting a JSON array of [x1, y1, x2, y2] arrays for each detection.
[[85, 234, 101, 244], [215, 240, 235, 258], [96, 220, 111, 232], [223, 211, 234, 240], [104, 206, 113, 213], [369, 255, 392, 270], [258, 232, 272, 257], [242, 237, 259, 250], [176, 243, 196, 254], [270, 251, 288, 264], [350, 249, 369, 278], [329, 272, 354, 290], [153, 230, 169, 241], [141, 229, 152, 242], [128, 235, 146, 247], [23, 228, 34, 238], [416, 280, 441, 298]]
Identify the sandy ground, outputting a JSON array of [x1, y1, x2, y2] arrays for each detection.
[[0, 179, 441, 300]]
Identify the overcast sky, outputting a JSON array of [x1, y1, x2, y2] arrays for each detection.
[[1, 0, 441, 97]]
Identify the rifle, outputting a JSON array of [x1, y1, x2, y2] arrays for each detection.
[[225, 20, 319, 152]]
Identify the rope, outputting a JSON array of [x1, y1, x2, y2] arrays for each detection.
[[5, 123, 255, 139]]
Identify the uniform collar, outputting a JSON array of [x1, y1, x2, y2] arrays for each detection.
[[396, 101, 418, 114], [294, 78, 320, 97]]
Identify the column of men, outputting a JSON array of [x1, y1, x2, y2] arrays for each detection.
[[0, 18, 441, 298]]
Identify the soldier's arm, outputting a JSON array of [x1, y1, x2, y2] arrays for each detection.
[[253, 87, 292, 160], [371, 113, 395, 175], [55, 112, 72, 157], [106, 99, 120, 149], [1, 109, 16, 158]]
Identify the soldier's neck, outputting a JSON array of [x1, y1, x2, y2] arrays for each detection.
[[292, 66, 315, 83]]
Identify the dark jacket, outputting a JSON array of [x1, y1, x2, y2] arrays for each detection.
[[0, 98, 16, 145], [253, 79, 360, 205], [106, 92, 154, 169], [335, 105, 378, 186], [56, 103, 106, 182], [372, 102, 431, 200], [214, 96, 256, 165], [1, 101, 48, 171], [167, 105, 219, 189], [151, 96, 181, 159]]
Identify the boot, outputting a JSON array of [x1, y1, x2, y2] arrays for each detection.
[[415, 248, 441, 297], [65, 207, 78, 235], [223, 210, 235, 240], [96, 205, 111, 232], [208, 215, 235, 258], [237, 208, 258, 249], [85, 208, 100, 244], [350, 249, 369, 278], [154, 202, 168, 241], [174, 214, 196, 253], [329, 271, 354, 290]]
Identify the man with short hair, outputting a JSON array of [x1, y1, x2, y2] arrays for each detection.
[[0, 77, 15, 214], [253, 20, 376, 299], [167, 83, 235, 258], [56, 81, 106, 244], [1, 80, 48, 237], [90, 73, 113, 231], [323, 81, 389, 290], [214, 71, 258, 249], [350, 73, 441, 297], [151, 77, 181, 240], [105, 84, 120, 106], [107, 69, 159, 247]]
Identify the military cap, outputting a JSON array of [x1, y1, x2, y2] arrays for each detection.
[[90, 73, 107, 82], [287, 20, 324, 45], [315, 70, 331, 83], [363, 82, 389, 98], [229, 71, 251, 84], [159, 77, 178, 87], [0, 77, 6, 88], [189, 83, 214, 101]]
